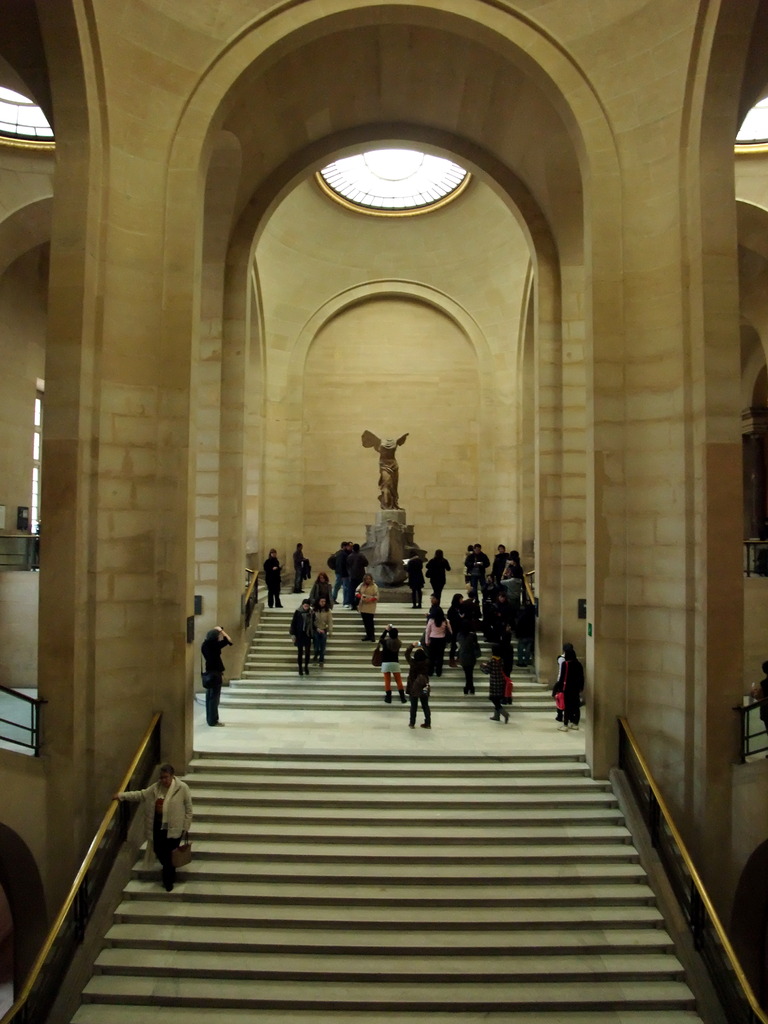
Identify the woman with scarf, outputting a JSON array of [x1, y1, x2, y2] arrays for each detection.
[[290, 598, 315, 675]]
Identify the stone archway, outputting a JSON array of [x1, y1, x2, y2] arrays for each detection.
[[0, 823, 47, 997]]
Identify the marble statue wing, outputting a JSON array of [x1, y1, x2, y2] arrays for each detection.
[[361, 430, 381, 450], [396, 433, 409, 447]]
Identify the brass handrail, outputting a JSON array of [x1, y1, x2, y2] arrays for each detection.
[[243, 566, 259, 627], [243, 568, 257, 606], [618, 716, 767, 1024], [0, 711, 162, 1024]]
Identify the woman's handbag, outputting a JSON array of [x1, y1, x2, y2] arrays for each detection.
[[171, 833, 192, 867], [554, 691, 565, 710], [371, 646, 383, 667], [503, 674, 513, 700]]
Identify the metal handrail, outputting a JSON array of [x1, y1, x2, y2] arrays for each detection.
[[733, 696, 768, 762], [618, 716, 767, 1024], [523, 570, 535, 605], [0, 712, 162, 1024], [0, 684, 47, 756], [744, 540, 768, 577], [243, 566, 258, 627]]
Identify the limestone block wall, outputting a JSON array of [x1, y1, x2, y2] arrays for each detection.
[[254, 178, 532, 568], [0, 573, 38, 689], [300, 297, 478, 562], [0, 248, 46, 533]]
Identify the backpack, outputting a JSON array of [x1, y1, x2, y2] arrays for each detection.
[[327, 554, 336, 570]]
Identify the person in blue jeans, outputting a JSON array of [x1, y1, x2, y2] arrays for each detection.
[[200, 626, 232, 727]]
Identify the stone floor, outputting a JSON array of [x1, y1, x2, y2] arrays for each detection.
[[193, 589, 584, 760]]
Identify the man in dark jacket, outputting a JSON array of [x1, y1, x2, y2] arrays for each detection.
[[201, 626, 233, 727], [346, 543, 369, 608], [332, 541, 350, 606]]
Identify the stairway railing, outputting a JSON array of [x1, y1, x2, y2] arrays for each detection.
[[733, 697, 768, 762], [618, 716, 766, 1024], [243, 567, 258, 627], [0, 712, 162, 1024], [0, 684, 46, 756]]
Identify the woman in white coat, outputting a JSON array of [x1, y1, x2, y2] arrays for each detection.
[[116, 763, 193, 892]]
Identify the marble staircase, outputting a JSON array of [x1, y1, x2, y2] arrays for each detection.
[[70, 751, 705, 1023], [223, 605, 551, 713]]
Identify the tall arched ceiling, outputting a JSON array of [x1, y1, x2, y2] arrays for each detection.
[[215, 16, 582, 258], [178, 4, 604, 270]]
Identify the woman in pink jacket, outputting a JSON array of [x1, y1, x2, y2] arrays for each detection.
[[424, 606, 452, 677]]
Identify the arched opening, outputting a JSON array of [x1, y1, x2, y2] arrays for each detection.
[[0, 823, 46, 998]]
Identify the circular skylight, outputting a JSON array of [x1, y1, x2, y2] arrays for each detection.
[[0, 86, 53, 140], [317, 149, 469, 215], [737, 97, 768, 145]]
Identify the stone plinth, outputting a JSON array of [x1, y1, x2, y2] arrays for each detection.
[[362, 509, 425, 586]]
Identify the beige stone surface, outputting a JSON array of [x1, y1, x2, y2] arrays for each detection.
[[0, 0, 765, 933]]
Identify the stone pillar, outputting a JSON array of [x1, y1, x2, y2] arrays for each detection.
[[742, 408, 768, 539]]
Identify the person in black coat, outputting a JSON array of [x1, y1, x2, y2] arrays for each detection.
[[290, 599, 315, 676], [406, 554, 425, 609], [556, 647, 585, 730], [425, 549, 451, 605], [263, 548, 283, 608], [201, 626, 233, 727]]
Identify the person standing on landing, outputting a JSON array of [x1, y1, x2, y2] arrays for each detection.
[[263, 548, 283, 608], [115, 764, 193, 893], [292, 543, 304, 593], [557, 646, 585, 731], [201, 625, 232, 727], [406, 553, 425, 609]]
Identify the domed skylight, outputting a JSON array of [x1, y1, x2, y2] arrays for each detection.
[[0, 86, 53, 140], [317, 149, 469, 215], [737, 98, 768, 145]]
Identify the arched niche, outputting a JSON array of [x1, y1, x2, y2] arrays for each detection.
[[0, 823, 46, 995]]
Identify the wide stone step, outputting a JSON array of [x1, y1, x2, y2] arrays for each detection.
[[186, 766, 592, 788], [131, 859, 645, 885], [188, 819, 627, 841], [105, 920, 675, 954], [122, 878, 656, 907], [189, 753, 583, 770], [191, 805, 624, 826], [172, 837, 639, 862], [113, 899, 668, 930], [184, 784, 613, 806], [81, 975, 696, 1012], [219, 696, 551, 712], [94, 947, 684, 983], [71, 1007, 706, 1024]]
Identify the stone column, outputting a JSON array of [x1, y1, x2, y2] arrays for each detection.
[[741, 408, 768, 540]]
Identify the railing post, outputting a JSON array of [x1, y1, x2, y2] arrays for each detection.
[[75, 875, 89, 942], [690, 883, 705, 951], [649, 789, 660, 848]]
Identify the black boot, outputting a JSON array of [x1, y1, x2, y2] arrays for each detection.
[[384, 691, 392, 703], [399, 690, 407, 703]]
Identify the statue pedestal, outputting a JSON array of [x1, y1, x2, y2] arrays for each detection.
[[362, 509, 426, 587]]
